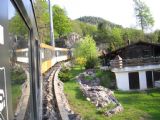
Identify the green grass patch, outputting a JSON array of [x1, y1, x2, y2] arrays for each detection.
[[11, 67, 26, 112], [64, 67, 107, 120], [11, 84, 22, 111], [115, 89, 160, 120], [64, 65, 160, 120], [84, 75, 94, 81], [96, 70, 116, 89]]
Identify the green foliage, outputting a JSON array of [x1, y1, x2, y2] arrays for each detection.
[[74, 35, 98, 59], [9, 13, 28, 38], [133, 0, 154, 32], [58, 65, 71, 82], [110, 28, 124, 48], [11, 66, 26, 111], [64, 65, 160, 120], [145, 32, 157, 43], [96, 70, 116, 89], [115, 89, 160, 120], [33, 0, 50, 43], [75, 57, 87, 70], [74, 35, 99, 69], [94, 24, 112, 45], [11, 67, 26, 84], [53, 5, 72, 38], [71, 20, 83, 36], [98, 22, 108, 31], [12, 84, 22, 111], [71, 13, 159, 54], [84, 76, 93, 81], [77, 16, 122, 28], [71, 20, 97, 38], [122, 28, 144, 43], [79, 22, 97, 36], [85, 58, 99, 69]]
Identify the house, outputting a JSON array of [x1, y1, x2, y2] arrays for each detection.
[[102, 41, 160, 91]]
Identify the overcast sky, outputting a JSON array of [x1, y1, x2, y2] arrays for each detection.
[[51, 0, 160, 31]]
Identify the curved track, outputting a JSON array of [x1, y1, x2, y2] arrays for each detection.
[[42, 63, 62, 120]]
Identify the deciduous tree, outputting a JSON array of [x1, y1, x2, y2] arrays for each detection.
[[53, 5, 72, 38], [74, 35, 98, 69], [133, 0, 154, 32], [33, 0, 50, 43]]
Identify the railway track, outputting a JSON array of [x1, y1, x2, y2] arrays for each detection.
[[42, 63, 62, 120]]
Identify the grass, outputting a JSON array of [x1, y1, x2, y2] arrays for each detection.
[[96, 69, 116, 89], [11, 84, 22, 111], [84, 75, 94, 81], [115, 89, 160, 120], [11, 67, 26, 111], [64, 66, 107, 120], [63, 65, 160, 120]]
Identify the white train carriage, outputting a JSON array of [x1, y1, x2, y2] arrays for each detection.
[[15, 48, 29, 63], [55, 47, 69, 62], [16, 43, 71, 73]]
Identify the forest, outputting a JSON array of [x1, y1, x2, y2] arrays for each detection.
[[9, 0, 160, 51]]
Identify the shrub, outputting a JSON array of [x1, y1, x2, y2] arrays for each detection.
[[11, 67, 27, 84], [58, 72, 71, 82], [73, 35, 99, 69], [58, 65, 71, 82], [75, 57, 87, 70], [85, 58, 99, 69]]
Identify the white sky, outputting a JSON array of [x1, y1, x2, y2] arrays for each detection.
[[51, 0, 160, 31]]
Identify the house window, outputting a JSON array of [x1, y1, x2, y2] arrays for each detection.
[[129, 72, 140, 89]]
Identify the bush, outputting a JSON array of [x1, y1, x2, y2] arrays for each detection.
[[75, 57, 86, 70], [58, 65, 71, 82], [11, 67, 27, 84], [58, 72, 71, 82], [85, 58, 99, 69]]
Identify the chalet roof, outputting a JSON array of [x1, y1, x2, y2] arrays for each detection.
[[114, 41, 160, 52], [101, 41, 160, 59]]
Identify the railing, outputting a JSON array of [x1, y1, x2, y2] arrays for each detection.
[[110, 56, 160, 68]]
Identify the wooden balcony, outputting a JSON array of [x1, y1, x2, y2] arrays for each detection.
[[110, 57, 160, 68]]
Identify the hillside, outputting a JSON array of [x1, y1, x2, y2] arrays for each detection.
[[77, 16, 122, 28]]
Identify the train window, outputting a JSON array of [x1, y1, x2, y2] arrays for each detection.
[[42, 48, 53, 61], [41, 48, 45, 59], [9, 1, 31, 119]]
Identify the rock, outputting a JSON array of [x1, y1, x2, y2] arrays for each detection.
[[68, 113, 82, 120], [76, 71, 124, 117], [104, 105, 124, 117]]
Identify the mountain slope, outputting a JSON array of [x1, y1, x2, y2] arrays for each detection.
[[76, 16, 122, 28]]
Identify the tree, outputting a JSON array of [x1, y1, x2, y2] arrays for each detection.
[[98, 22, 107, 31], [53, 5, 72, 38], [74, 35, 98, 69], [79, 22, 97, 37], [122, 28, 144, 43], [33, 0, 50, 44], [9, 13, 28, 37], [94, 28, 112, 45], [71, 20, 83, 36], [133, 0, 154, 32], [110, 28, 124, 49]]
